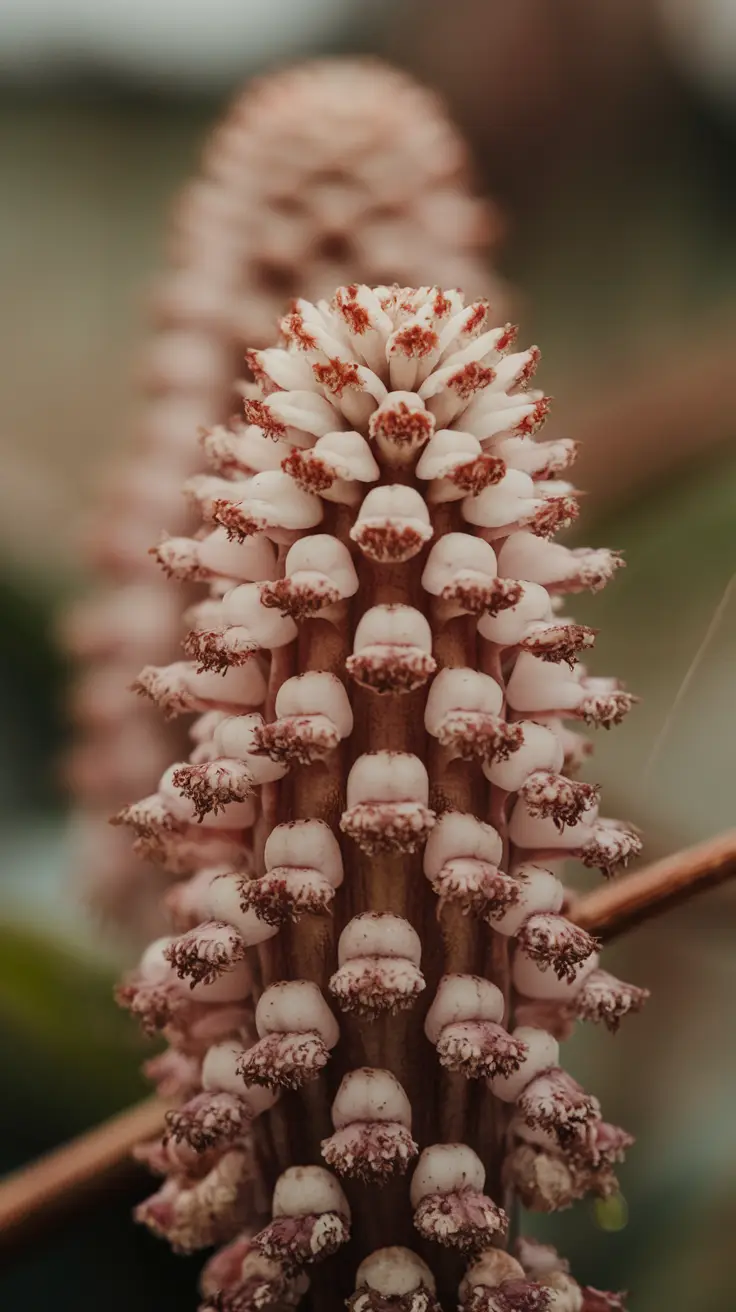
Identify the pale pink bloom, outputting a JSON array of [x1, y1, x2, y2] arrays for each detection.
[[113, 284, 643, 1311]]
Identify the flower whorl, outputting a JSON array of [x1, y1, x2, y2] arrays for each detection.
[[118, 284, 644, 1311], [64, 59, 503, 938]]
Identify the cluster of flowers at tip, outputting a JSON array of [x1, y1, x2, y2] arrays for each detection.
[[116, 284, 642, 1309], [64, 57, 501, 937]]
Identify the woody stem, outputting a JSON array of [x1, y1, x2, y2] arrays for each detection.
[[569, 830, 736, 941]]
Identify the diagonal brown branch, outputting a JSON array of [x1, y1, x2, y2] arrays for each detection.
[[0, 1095, 168, 1252], [569, 830, 736, 941], [1, 832, 735, 1253]]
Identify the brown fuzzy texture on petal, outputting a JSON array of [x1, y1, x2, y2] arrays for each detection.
[[347, 1284, 442, 1312], [260, 575, 341, 619], [518, 1071, 600, 1149], [516, 915, 598, 984], [346, 647, 437, 694], [528, 494, 580, 539], [239, 869, 335, 926], [212, 500, 267, 543], [519, 623, 597, 666], [206, 1272, 292, 1312], [351, 521, 432, 563], [320, 1121, 418, 1182], [131, 667, 200, 718], [448, 362, 496, 400], [329, 958, 425, 1018], [171, 762, 254, 821], [442, 576, 523, 616], [572, 970, 650, 1033], [237, 1032, 329, 1090], [576, 691, 637, 728], [515, 395, 551, 436], [521, 773, 600, 829], [369, 402, 435, 452], [281, 449, 336, 496], [463, 1282, 552, 1312], [436, 711, 524, 763], [243, 399, 288, 441], [580, 824, 643, 877], [253, 1211, 349, 1266], [313, 358, 364, 398], [413, 1186, 507, 1251], [447, 453, 507, 495], [340, 801, 436, 855], [255, 716, 340, 766], [183, 628, 260, 675], [391, 324, 440, 359], [164, 922, 247, 987], [115, 979, 187, 1036], [166, 1092, 252, 1152], [436, 1021, 528, 1079]]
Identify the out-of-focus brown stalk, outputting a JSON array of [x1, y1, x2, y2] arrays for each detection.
[[570, 830, 736, 940], [0, 1097, 168, 1253]]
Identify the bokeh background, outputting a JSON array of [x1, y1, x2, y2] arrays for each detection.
[[0, 1, 734, 1308]]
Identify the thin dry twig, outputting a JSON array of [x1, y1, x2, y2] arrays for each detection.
[[0, 1095, 168, 1252], [570, 829, 736, 941]]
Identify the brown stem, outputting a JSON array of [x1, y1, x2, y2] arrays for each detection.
[[0, 1097, 168, 1253], [569, 830, 736, 940]]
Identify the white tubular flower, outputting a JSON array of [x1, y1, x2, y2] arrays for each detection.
[[199, 416, 288, 477], [184, 581, 298, 674], [483, 720, 600, 830], [506, 653, 636, 728], [509, 800, 642, 878], [416, 429, 506, 503], [425, 667, 523, 762], [259, 532, 359, 620], [424, 974, 527, 1080], [421, 532, 522, 617], [462, 468, 576, 539], [253, 1165, 351, 1268], [133, 659, 268, 719], [321, 1068, 418, 1182], [368, 391, 436, 465], [423, 810, 518, 917], [255, 671, 353, 766], [458, 1249, 553, 1312], [347, 1249, 441, 1312], [498, 532, 623, 595], [238, 819, 344, 925], [164, 1039, 280, 1155], [212, 470, 324, 544], [410, 1144, 507, 1251], [283, 430, 380, 506], [329, 913, 425, 1018], [350, 485, 434, 562], [340, 753, 435, 854], [238, 981, 339, 1091], [152, 526, 278, 584], [347, 604, 436, 694], [477, 579, 596, 666]]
